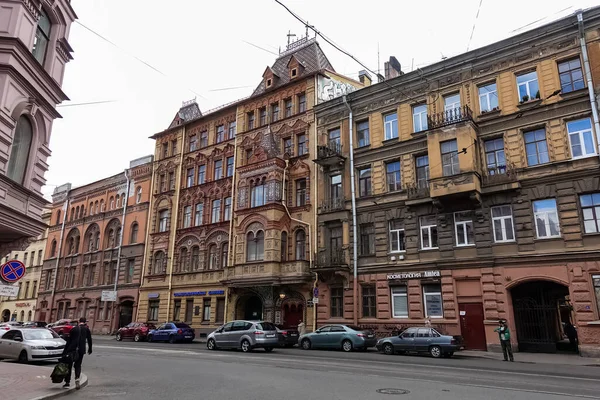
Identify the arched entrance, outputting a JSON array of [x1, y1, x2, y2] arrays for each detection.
[[511, 280, 573, 353], [243, 296, 263, 320], [282, 303, 304, 328], [119, 300, 134, 328], [1, 309, 10, 322]]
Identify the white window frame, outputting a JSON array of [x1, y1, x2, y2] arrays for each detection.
[[194, 203, 203, 226], [412, 104, 428, 132], [384, 113, 398, 140], [183, 206, 192, 228], [158, 210, 169, 232], [454, 211, 474, 247], [478, 83, 499, 112], [491, 205, 515, 243], [389, 222, 405, 253], [423, 284, 443, 319], [444, 93, 461, 112], [391, 286, 408, 318], [533, 199, 561, 239], [567, 118, 596, 159], [516, 71, 539, 100], [420, 216, 438, 250]]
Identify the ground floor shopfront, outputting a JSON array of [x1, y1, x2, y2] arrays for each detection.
[[314, 261, 600, 357], [1, 300, 36, 323]]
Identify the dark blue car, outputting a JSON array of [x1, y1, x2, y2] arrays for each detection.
[[148, 322, 195, 343]]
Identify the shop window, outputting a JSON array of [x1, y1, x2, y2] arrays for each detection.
[[423, 284, 443, 318], [391, 286, 408, 318]]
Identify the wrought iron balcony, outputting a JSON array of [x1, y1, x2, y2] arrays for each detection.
[[481, 164, 519, 186], [427, 105, 474, 130], [405, 182, 431, 200], [315, 247, 348, 268], [318, 197, 346, 213], [314, 140, 345, 167]]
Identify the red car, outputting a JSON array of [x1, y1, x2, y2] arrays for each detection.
[[51, 319, 79, 338], [116, 322, 156, 342]]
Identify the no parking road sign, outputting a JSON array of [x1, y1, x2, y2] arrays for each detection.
[[0, 260, 26, 283]]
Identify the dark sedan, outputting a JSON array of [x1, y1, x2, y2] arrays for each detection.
[[276, 325, 299, 347], [116, 322, 156, 342], [148, 322, 195, 343], [299, 325, 377, 352], [376, 327, 463, 358]]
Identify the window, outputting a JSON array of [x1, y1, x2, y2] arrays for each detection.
[[173, 300, 181, 321], [593, 275, 600, 318], [6, 116, 33, 183], [216, 298, 225, 323], [194, 203, 203, 226], [148, 300, 159, 321], [386, 161, 401, 192], [32, 281, 37, 299], [291, 68, 298, 78], [211, 200, 221, 223], [359, 224, 375, 256], [330, 174, 342, 200], [189, 134, 198, 151], [413, 104, 428, 132], [533, 199, 560, 238], [362, 286, 376, 318], [330, 287, 343, 318], [295, 230, 306, 260], [246, 231, 264, 261], [281, 232, 288, 261], [485, 138, 506, 174], [416, 155, 430, 189], [24, 281, 30, 298], [158, 210, 169, 232], [224, 197, 232, 221], [558, 58, 584, 93], [162, 143, 169, 159], [130, 223, 139, 244], [153, 251, 165, 274], [221, 243, 228, 268], [186, 168, 194, 187], [56, 210, 61, 225], [328, 128, 341, 148], [228, 121, 236, 139], [568, 118, 596, 158], [159, 174, 166, 192], [45, 271, 52, 291], [200, 131, 208, 148], [171, 139, 177, 156], [384, 113, 398, 140], [391, 286, 408, 318], [23, 253, 28, 267], [32, 10, 51, 64], [183, 206, 192, 228], [259, 107, 267, 126], [297, 134, 307, 155], [251, 182, 265, 207], [283, 137, 292, 156], [169, 172, 175, 190], [441, 140, 459, 176], [216, 125, 225, 143], [580, 193, 600, 233], [185, 299, 194, 323], [356, 120, 370, 147], [423, 284, 443, 318], [226, 157, 234, 177], [444, 93, 461, 113], [208, 245, 218, 269], [37, 250, 42, 266], [420, 216, 438, 250], [454, 211, 474, 246], [198, 165, 206, 184], [191, 246, 200, 270], [389, 220, 405, 253], [479, 83, 499, 112], [524, 129, 549, 166], [517, 71, 540, 101], [136, 187, 143, 204], [296, 179, 307, 206], [492, 205, 515, 242], [246, 148, 253, 163], [126, 259, 134, 283], [214, 160, 223, 180], [358, 167, 371, 197], [285, 98, 293, 117], [203, 299, 211, 322], [247, 112, 255, 130], [298, 93, 306, 113]]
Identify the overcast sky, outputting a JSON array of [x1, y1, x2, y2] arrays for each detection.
[[43, 0, 597, 199]]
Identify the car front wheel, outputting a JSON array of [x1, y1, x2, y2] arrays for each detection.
[[134, 333, 141, 342], [147, 335, 153, 342], [342, 340, 353, 352], [207, 339, 217, 350], [429, 345, 442, 358], [241, 339, 252, 353], [18, 350, 28, 363], [383, 343, 394, 355], [301, 339, 311, 350], [116, 333, 122, 341]]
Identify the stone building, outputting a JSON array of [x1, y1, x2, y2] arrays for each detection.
[[1, 209, 50, 322], [35, 156, 153, 334], [313, 8, 600, 357], [0, 0, 76, 256]]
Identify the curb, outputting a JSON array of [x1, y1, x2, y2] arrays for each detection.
[[29, 373, 88, 400]]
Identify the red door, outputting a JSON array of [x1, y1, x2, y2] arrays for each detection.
[[459, 303, 487, 351], [283, 304, 303, 328]]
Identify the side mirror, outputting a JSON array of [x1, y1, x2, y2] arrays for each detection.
[[14, 337, 23, 342], [315, 330, 321, 334]]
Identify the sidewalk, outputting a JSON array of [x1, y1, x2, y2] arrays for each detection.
[[460, 350, 600, 366], [93, 334, 207, 343], [0, 362, 87, 400]]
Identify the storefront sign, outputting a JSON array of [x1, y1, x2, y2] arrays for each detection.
[[148, 293, 160, 299], [208, 290, 225, 295], [0, 284, 19, 297], [101, 290, 117, 302], [387, 270, 440, 280], [174, 291, 206, 297], [15, 303, 31, 307]]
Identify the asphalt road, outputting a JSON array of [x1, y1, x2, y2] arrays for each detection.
[[52, 339, 600, 399]]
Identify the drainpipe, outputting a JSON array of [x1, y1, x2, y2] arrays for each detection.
[[313, 75, 319, 332], [577, 10, 600, 156], [49, 191, 70, 322], [342, 95, 359, 326], [225, 126, 240, 324], [111, 169, 131, 332], [136, 159, 156, 322]]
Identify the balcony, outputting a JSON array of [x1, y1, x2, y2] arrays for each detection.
[[405, 183, 431, 201], [314, 140, 345, 167], [481, 164, 521, 193], [318, 197, 346, 214], [429, 171, 481, 205], [427, 105, 475, 130], [315, 247, 348, 269]]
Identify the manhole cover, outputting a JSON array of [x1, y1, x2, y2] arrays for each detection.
[[376, 388, 410, 395]]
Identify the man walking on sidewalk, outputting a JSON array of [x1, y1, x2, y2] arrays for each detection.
[[494, 319, 514, 362], [62, 317, 93, 389]]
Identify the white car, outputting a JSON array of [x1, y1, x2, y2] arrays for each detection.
[[0, 328, 66, 363]]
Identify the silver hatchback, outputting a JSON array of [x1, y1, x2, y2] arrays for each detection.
[[207, 320, 279, 352]]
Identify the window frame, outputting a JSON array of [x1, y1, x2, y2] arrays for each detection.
[[247, 112, 255, 130], [211, 199, 221, 224], [389, 220, 405, 253], [415, 155, 429, 189], [420, 216, 438, 250], [524, 129, 549, 166], [391, 286, 408, 318], [441, 139, 459, 176], [356, 120, 370, 147], [423, 284, 443, 319], [197, 165, 206, 185], [593, 275, 600, 318], [183, 205, 192, 228], [330, 287, 344, 318], [412, 104, 428, 133], [516, 71, 540, 101], [194, 203, 203, 226], [454, 211, 475, 247], [295, 178, 307, 206], [358, 166, 372, 197], [558, 57, 585, 94], [251, 182, 265, 207], [359, 223, 375, 256], [226, 156, 234, 177], [385, 161, 401, 192], [224, 197, 232, 221], [361, 285, 377, 318], [297, 134, 307, 155], [580, 193, 600, 234], [216, 125, 225, 143], [532, 198, 561, 239], [478, 82, 499, 113], [214, 160, 223, 180], [567, 118, 596, 159], [383, 112, 399, 140], [491, 205, 515, 243]]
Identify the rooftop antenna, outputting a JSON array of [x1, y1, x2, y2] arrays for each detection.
[[377, 42, 380, 77], [287, 30, 297, 46], [306, 22, 310, 39]]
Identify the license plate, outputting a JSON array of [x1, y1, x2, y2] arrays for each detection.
[[50, 350, 62, 355], [266, 334, 275, 338], [184, 336, 192, 338], [290, 334, 298, 336], [368, 335, 374, 338]]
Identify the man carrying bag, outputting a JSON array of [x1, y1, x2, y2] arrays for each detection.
[[61, 317, 93, 389]]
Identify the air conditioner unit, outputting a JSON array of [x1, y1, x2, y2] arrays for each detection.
[[390, 256, 396, 261]]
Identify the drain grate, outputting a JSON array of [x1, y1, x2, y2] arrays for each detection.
[[376, 388, 410, 395]]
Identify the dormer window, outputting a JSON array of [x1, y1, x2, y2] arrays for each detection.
[[266, 78, 273, 88], [291, 68, 298, 78]]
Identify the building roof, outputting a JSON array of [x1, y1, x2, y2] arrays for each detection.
[[168, 100, 203, 129]]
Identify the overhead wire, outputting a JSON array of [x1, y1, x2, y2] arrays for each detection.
[[466, 0, 484, 52]]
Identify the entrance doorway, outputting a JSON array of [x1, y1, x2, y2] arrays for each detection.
[[511, 280, 572, 353], [459, 303, 487, 350], [244, 296, 263, 320], [1, 309, 9, 322], [282, 303, 303, 328], [118, 300, 134, 328]]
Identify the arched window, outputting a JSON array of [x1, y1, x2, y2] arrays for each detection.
[[221, 243, 229, 268], [70, 207, 75, 221], [95, 201, 99, 213], [32, 9, 51, 64], [19, 310, 25, 322], [75, 206, 80, 220], [6, 116, 33, 183], [281, 232, 288, 262], [109, 196, 114, 210], [179, 247, 188, 272], [136, 187, 143, 204], [208, 245, 218, 269], [94, 232, 100, 251], [246, 230, 264, 261], [100, 200, 105, 212], [115, 195, 120, 208], [153, 251, 165, 274], [191, 246, 200, 270], [158, 210, 169, 232], [130, 223, 139, 244], [295, 230, 306, 261], [116, 227, 121, 246], [50, 240, 57, 257], [56, 210, 61, 225], [27, 310, 32, 321], [107, 229, 115, 249], [89, 202, 94, 215], [87, 233, 94, 252]]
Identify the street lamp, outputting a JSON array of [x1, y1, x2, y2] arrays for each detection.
[[279, 293, 286, 300]]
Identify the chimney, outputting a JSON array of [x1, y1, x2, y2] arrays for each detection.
[[358, 70, 372, 86], [384, 56, 402, 80]]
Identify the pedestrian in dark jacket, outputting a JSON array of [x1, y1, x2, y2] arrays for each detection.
[[494, 319, 514, 362], [62, 317, 92, 389]]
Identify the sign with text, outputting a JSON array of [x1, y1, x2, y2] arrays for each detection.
[[101, 290, 117, 302], [387, 270, 441, 280], [312, 297, 319, 304], [0, 283, 19, 297]]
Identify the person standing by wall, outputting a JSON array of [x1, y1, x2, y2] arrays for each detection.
[[62, 317, 93, 389], [494, 319, 514, 362]]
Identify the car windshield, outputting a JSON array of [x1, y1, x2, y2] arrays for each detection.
[[24, 330, 59, 340], [257, 322, 276, 331], [175, 323, 190, 328]]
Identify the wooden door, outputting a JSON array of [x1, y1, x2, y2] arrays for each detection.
[[459, 303, 487, 351]]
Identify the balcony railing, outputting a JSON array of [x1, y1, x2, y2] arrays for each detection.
[[315, 140, 345, 166], [316, 247, 348, 267], [319, 197, 345, 213], [481, 164, 518, 186], [427, 105, 474, 130], [405, 182, 431, 200]]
